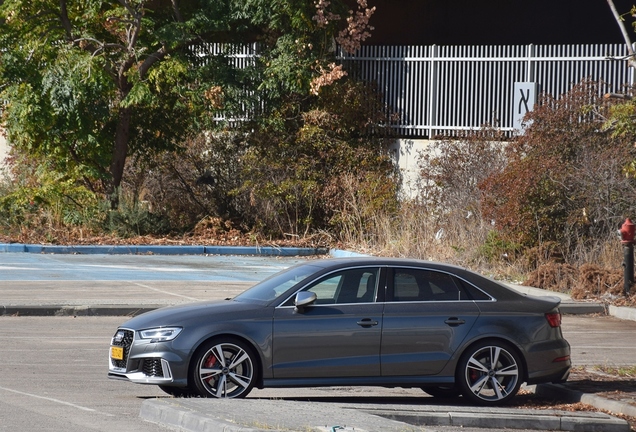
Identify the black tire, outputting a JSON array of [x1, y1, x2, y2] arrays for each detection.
[[158, 385, 195, 398], [422, 386, 461, 398], [190, 338, 257, 398], [456, 340, 524, 405]]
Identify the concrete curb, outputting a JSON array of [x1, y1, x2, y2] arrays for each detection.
[[609, 305, 636, 321], [0, 304, 163, 317], [536, 383, 636, 418], [139, 398, 631, 432], [0, 243, 329, 256]]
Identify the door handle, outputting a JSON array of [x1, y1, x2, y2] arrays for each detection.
[[357, 318, 379, 328], [444, 317, 466, 327]]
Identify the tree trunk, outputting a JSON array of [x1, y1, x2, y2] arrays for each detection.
[[606, 0, 636, 69], [109, 106, 132, 209]]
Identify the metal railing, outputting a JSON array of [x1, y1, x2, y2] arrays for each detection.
[[339, 44, 633, 138]]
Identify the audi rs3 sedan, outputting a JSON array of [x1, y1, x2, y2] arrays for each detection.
[[108, 258, 571, 405]]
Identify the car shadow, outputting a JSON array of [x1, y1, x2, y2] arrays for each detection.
[[249, 395, 474, 406], [560, 378, 636, 398]]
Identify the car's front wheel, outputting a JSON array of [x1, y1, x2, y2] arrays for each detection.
[[191, 338, 257, 398], [457, 340, 523, 405]]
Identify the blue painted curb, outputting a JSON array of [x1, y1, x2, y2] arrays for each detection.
[[0, 243, 329, 256], [329, 249, 371, 257]]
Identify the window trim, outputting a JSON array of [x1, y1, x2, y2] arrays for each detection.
[[276, 265, 384, 308], [386, 266, 495, 303]]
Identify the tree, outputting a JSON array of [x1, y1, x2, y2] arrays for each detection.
[[0, 0, 375, 209], [605, 0, 636, 69]]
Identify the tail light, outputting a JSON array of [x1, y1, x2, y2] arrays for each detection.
[[545, 311, 562, 328]]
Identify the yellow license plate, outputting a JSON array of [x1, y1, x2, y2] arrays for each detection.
[[110, 346, 124, 360]]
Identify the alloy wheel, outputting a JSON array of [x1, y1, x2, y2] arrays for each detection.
[[194, 341, 255, 398], [459, 342, 522, 404]]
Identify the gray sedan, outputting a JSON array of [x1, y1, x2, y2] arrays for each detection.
[[108, 258, 571, 405]]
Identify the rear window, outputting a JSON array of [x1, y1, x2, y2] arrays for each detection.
[[392, 268, 464, 301], [455, 278, 493, 301]]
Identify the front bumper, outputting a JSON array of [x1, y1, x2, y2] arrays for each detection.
[[108, 357, 174, 384], [108, 327, 183, 385]]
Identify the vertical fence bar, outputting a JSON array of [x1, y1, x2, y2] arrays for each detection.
[[336, 43, 630, 137]]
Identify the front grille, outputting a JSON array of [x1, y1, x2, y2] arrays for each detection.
[[142, 359, 164, 377], [111, 329, 134, 369]]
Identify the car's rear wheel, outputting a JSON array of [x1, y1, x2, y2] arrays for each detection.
[[457, 340, 523, 405], [191, 338, 257, 398], [422, 386, 461, 398]]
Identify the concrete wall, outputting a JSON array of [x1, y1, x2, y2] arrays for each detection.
[[389, 138, 432, 199]]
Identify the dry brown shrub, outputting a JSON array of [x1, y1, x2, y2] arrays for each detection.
[[526, 262, 628, 301], [572, 263, 623, 299], [525, 263, 578, 294]]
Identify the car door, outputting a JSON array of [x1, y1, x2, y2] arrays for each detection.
[[272, 267, 384, 378], [381, 267, 481, 376]]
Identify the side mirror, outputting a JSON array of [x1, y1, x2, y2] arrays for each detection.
[[294, 291, 317, 312]]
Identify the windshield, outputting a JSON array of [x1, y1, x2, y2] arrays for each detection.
[[233, 263, 321, 304]]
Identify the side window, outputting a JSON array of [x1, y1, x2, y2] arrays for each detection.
[[427, 271, 461, 300], [304, 268, 379, 305], [394, 270, 424, 301], [307, 274, 341, 304], [456, 278, 493, 301], [392, 268, 467, 302]]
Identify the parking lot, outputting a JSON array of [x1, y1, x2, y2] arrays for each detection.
[[1, 253, 635, 431]]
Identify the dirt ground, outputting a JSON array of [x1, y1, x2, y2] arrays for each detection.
[[516, 367, 636, 431]]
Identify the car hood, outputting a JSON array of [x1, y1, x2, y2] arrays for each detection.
[[118, 299, 265, 329]]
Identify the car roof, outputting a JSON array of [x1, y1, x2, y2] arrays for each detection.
[[308, 257, 466, 272], [305, 257, 523, 301]]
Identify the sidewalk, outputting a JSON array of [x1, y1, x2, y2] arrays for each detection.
[[139, 397, 631, 432], [1, 244, 635, 431]]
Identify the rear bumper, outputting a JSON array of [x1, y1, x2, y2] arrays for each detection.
[[527, 363, 571, 385], [524, 338, 571, 385]]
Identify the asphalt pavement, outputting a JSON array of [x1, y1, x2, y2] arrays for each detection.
[[1, 244, 635, 432]]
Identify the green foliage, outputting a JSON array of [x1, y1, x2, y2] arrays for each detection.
[[0, 152, 100, 236], [479, 230, 521, 263], [104, 199, 171, 237], [233, 78, 399, 238], [0, 0, 365, 207], [603, 101, 636, 137]]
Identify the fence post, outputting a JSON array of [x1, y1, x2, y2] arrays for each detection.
[[525, 44, 535, 82], [427, 45, 438, 139]]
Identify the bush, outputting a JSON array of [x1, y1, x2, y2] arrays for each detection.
[[233, 78, 400, 238], [525, 261, 628, 303], [0, 150, 100, 241], [120, 131, 244, 233], [104, 197, 171, 237], [480, 80, 636, 260]]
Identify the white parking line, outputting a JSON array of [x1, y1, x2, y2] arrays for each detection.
[[132, 282, 200, 301], [0, 267, 41, 270], [0, 385, 114, 416]]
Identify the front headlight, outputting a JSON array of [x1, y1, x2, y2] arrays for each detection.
[[139, 327, 183, 343]]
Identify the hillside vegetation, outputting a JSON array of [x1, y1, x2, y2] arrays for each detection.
[[2, 80, 636, 305]]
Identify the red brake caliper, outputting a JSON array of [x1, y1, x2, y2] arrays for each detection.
[[205, 355, 217, 368], [203, 355, 218, 384]]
